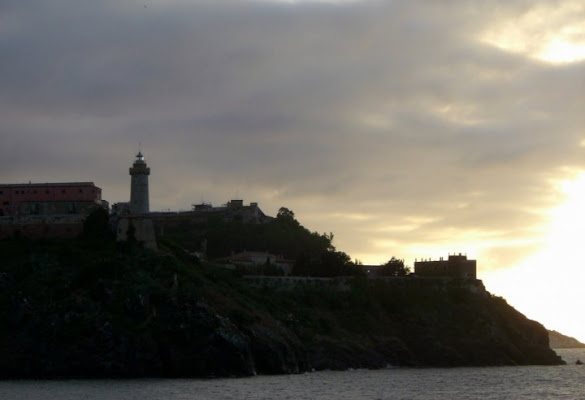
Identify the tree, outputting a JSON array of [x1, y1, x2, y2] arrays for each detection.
[[276, 207, 297, 223], [293, 250, 364, 277], [319, 250, 352, 277], [379, 257, 411, 276], [82, 207, 112, 241], [275, 207, 300, 229], [277, 207, 295, 220]]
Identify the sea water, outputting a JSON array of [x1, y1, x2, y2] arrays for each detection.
[[1, 349, 583, 400]]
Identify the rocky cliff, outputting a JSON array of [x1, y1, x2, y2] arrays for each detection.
[[0, 239, 563, 378]]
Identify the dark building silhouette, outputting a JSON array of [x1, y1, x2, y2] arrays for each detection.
[[414, 253, 476, 279]]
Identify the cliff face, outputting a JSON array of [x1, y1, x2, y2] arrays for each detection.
[[0, 241, 563, 378]]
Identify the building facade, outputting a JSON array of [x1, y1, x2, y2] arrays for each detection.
[[0, 182, 103, 217], [214, 251, 295, 275], [149, 199, 271, 228], [0, 182, 105, 240]]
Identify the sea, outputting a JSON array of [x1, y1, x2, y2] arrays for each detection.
[[1, 349, 583, 400]]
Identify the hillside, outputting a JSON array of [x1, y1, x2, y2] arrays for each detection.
[[0, 230, 563, 378], [549, 330, 585, 349]]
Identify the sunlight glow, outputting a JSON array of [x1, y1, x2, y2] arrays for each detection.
[[480, 3, 585, 64], [539, 38, 585, 64], [484, 172, 585, 343], [482, 31, 585, 64]]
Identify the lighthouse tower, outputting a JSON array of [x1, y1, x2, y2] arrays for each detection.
[[129, 151, 150, 214]]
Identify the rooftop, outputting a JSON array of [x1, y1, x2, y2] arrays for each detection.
[[0, 182, 98, 188]]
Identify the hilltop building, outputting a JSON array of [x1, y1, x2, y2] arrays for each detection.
[[0, 182, 104, 217], [0, 182, 106, 239], [414, 253, 476, 279], [149, 199, 271, 228], [214, 251, 295, 276]]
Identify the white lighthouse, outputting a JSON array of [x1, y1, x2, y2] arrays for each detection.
[[129, 151, 150, 214]]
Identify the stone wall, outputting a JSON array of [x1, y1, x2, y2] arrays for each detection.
[[116, 216, 158, 251]]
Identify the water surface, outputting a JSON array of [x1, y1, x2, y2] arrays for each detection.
[[1, 349, 583, 400]]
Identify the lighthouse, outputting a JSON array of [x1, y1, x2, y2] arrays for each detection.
[[129, 151, 150, 214]]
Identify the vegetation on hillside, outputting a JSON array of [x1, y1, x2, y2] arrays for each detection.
[[378, 257, 411, 276], [0, 209, 564, 377], [161, 207, 363, 277]]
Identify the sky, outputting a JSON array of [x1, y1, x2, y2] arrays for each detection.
[[2, 0, 585, 341]]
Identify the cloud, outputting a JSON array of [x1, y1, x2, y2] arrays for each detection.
[[1, 0, 584, 272]]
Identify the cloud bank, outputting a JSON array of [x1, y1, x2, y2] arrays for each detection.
[[1, 0, 584, 270]]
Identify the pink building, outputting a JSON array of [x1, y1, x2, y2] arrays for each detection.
[[0, 182, 103, 217]]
